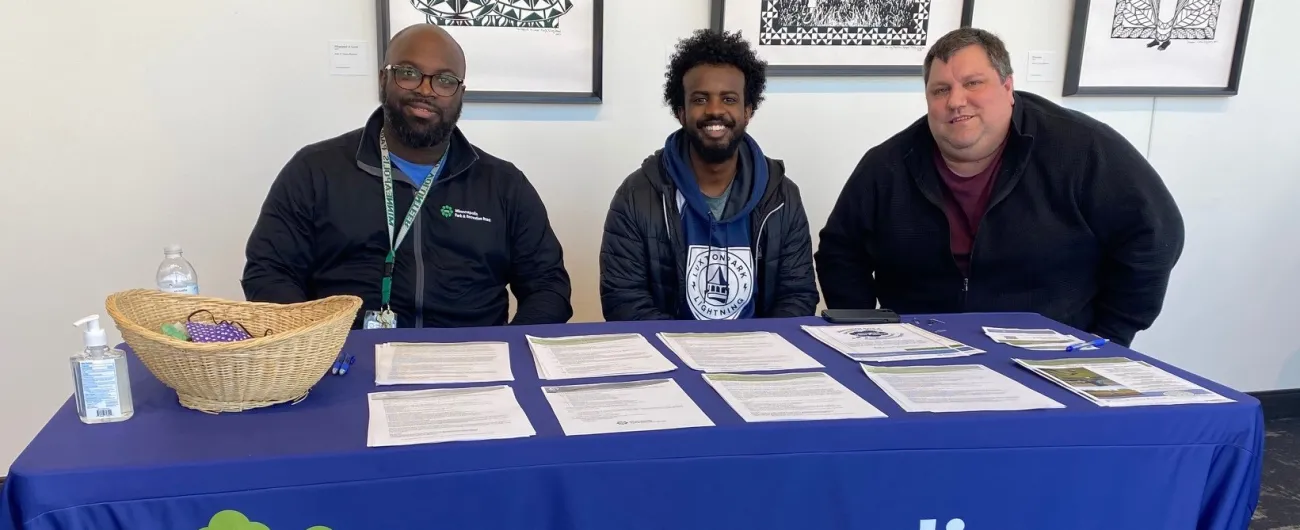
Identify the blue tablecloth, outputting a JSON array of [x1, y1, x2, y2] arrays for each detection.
[[1, 313, 1263, 530]]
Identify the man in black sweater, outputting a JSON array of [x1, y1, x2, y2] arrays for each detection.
[[815, 28, 1184, 346], [241, 24, 572, 328]]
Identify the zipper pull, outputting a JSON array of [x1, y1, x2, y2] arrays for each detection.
[[963, 277, 969, 292]]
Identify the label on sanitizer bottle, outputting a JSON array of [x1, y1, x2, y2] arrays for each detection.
[[78, 359, 123, 419]]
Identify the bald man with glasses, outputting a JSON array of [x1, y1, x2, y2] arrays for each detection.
[[242, 23, 573, 329]]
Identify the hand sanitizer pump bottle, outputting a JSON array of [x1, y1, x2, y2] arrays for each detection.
[[70, 315, 134, 424]]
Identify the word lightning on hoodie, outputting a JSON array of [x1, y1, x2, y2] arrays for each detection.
[[660, 130, 769, 320]]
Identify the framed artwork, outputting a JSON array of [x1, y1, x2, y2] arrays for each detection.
[[377, 0, 604, 104], [1063, 0, 1255, 96], [710, 0, 975, 76]]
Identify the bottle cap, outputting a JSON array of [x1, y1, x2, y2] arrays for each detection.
[[74, 315, 108, 348], [164, 244, 183, 256]]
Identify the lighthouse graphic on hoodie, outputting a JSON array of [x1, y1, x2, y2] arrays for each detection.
[[661, 130, 769, 320]]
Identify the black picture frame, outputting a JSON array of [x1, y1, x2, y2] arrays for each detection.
[[1062, 0, 1254, 96], [376, 0, 604, 104], [709, 0, 975, 76]]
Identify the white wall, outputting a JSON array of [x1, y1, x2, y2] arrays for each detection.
[[0, 0, 1295, 472]]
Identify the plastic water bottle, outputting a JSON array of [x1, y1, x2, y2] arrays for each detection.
[[157, 244, 200, 295]]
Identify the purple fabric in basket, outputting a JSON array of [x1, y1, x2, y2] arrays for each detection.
[[184, 322, 251, 343]]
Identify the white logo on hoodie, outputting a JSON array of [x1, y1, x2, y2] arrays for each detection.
[[685, 245, 754, 320]]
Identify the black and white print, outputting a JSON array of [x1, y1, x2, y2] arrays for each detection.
[[1110, 0, 1223, 50], [380, 0, 601, 102], [759, 0, 932, 46], [713, 0, 969, 75], [1062, 0, 1253, 96], [409, 0, 575, 29]]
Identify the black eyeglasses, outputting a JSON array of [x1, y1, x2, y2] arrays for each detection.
[[384, 64, 464, 97]]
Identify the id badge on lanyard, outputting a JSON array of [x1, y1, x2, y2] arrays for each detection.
[[363, 308, 398, 329], [369, 131, 447, 329]]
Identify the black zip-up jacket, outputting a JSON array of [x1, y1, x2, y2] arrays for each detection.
[[815, 91, 1184, 346], [242, 108, 573, 328], [599, 148, 819, 320]]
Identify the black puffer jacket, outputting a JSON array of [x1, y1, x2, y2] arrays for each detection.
[[599, 148, 819, 320]]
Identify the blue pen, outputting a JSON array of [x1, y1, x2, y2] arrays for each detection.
[[330, 351, 347, 375], [1066, 338, 1109, 352], [339, 355, 356, 376]]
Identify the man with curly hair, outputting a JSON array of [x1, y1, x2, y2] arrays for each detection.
[[599, 29, 818, 321]]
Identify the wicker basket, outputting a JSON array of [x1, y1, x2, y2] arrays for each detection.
[[105, 289, 363, 413]]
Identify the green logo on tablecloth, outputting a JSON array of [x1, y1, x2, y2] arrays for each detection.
[[202, 510, 331, 530]]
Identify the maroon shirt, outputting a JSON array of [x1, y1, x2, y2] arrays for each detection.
[[934, 140, 1007, 276]]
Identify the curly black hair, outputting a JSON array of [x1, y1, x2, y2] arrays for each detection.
[[664, 29, 767, 117]]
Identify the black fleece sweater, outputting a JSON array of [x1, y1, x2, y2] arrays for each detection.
[[815, 91, 1185, 346]]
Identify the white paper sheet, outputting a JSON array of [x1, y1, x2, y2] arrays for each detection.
[[328, 40, 368, 76], [802, 323, 984, 362], [656, 331, 823, 373], [862, 364, 1065, 413], [982, 327, 1099, 351], [374, 341, 512, 385], [702, 372, 886, 422], [366, 386, 535, 447], [527, 333, 677, 380], [541, 378, 714, 436], [1015, 357, 1235, 407]]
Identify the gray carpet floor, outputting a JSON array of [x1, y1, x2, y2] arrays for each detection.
[[1253, 417, 1300, 529]]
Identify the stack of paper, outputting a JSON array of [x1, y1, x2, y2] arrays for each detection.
[[374, 341, 512, 385], [802, 323, 984, 362], [1015, 357, 1235, 407], [703, 372, 886, 422], [983, 327, 1098, 351], [527, 333, 678, 380], [366, 385, 535, 447], [541, 378, 714, 436], [862, 364, 1064, 413], [656, 331, 823, 373]]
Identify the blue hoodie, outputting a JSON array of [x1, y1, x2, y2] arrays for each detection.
[[661, 130, 770, 320]]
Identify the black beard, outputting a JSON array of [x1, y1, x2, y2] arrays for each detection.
[[382, 93, 462, 149], [686, 128, 743, 164]]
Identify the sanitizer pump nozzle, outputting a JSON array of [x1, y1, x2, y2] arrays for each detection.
[[74, 315, 108, 350]]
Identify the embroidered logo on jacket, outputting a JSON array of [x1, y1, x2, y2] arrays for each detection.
[[440, 205, 492, 223], [686, 245, 754, 320]]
